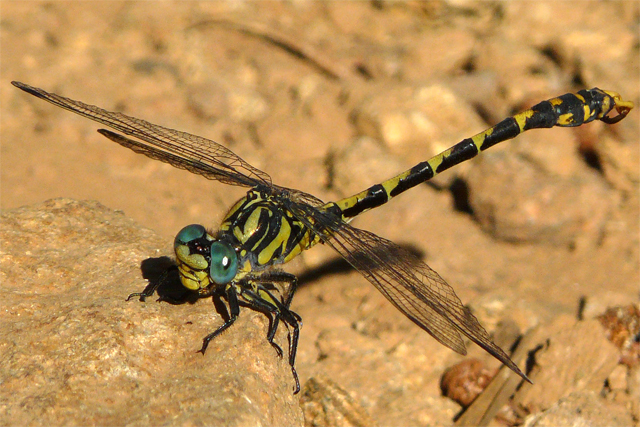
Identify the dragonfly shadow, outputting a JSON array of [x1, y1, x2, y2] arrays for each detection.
[[448, 177, 474, 215], [138, 256, 199, 304], [137, 256, 237, 326], [137, 256, 283, 337]]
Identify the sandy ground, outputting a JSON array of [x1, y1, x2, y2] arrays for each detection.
[[2, 2, 639, 426]]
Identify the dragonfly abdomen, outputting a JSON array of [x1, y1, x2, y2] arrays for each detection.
[[335, 88, 633, 221]]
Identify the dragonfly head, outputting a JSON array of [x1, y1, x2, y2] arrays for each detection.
[[174, 224, 238, 290]]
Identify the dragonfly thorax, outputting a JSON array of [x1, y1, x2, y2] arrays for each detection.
[[219, 189, 319, 271], [172, 186, 317, 293], [174, 224, 239, 291]]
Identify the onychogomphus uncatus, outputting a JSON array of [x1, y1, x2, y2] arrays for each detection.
[[12, 81, 633, 393]]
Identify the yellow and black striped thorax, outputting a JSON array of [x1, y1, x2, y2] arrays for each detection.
[[221, 189, 320, 270], [173, 188, 323, 292], [169, 187, 323, 393]]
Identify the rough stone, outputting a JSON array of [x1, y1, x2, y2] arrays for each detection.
[[0, 199, 303, 426]]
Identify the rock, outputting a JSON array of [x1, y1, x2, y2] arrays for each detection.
[[513, 319, 619, 413], [300, 375, 376, 427], [0, 198, 303, 426], [522, 391, 633, 427], [466, 151, 614, 246]]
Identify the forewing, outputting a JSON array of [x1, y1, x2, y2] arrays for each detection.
[[12, 81, 270, 188]]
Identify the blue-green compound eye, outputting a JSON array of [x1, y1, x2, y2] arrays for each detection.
[[175, 224, 206, 247], [209, 241, 238, 285]]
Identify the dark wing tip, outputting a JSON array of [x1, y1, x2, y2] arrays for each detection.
[[12, 81, 41, 97], [12, 81, 54, 104]]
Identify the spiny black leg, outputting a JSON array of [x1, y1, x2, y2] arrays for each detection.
[[275, 272, 299, 309], [240, 293, 285, 358], [291, 365, 300, 395], [241, 282, 302, 393], [277, 306, 301, 394], [268, 324, 285, 358], [262, 287, 302, 394], [260, 272, 299, 348], [199, 286, 240, 354], [253, 271, 298, 308]]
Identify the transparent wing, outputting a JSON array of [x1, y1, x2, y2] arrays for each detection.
[[288, 202, 529, 381], [331, 224, 528, 379], [12, 81, 271, 188]]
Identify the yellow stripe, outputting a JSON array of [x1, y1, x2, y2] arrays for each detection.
[[514, 109, 533, 131], [258, 217, 291, 265], [381, 175, 402, 195], [427, 150, 447, 172], [475, 127, 494, 150]]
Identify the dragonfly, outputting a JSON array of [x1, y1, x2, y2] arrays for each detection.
[[12, 80, 633, 393]]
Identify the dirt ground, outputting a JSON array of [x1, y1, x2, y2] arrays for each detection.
[[1, 1, 639, 426]]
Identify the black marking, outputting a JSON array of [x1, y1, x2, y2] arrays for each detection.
[[256, 210, 284, 258], [525, 100, 558, 130], [553, 94, 585, 126], [270, 242, 284, 260], [435, 138, 478, 174], [342, 184, 388, 218], [583, 89, 605, 122], [578, 88, 601, 108], [189, 236, 213, 257], [390, 161, 434, 198], [577, 88, 605, 124], [242, 207, 272, 253], [224, 197, 253, 225], [480, 117, 521, 150], [324, 203, 345, 222], [283, 218, 308, 254]]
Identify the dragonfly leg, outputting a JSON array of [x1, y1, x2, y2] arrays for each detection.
[[258, 271, 299, 344], [278, 305, 301, 394], [238, 280, 302, 394], [199, 285, 240, 354]]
